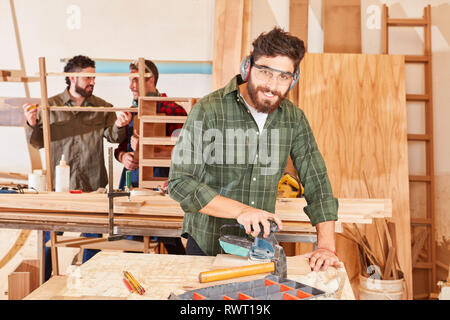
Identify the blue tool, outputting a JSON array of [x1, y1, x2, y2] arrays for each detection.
[[219, 221, 280, 262]]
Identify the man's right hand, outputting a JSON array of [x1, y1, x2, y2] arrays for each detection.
[[236, 207, 283, 238], [23, 103, 38, 126], [120, 152, 139, 170]]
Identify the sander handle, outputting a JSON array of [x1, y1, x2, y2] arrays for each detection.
[[199, 262, 274, 283]]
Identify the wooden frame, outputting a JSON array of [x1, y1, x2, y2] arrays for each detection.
[[36, 57, 148, 278], [137, 97, 197, 189]]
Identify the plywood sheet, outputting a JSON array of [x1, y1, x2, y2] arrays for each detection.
[[323, 0, 361, 53], [297, 53, 412, 298]]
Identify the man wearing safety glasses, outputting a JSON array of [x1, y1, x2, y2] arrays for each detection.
[[169, 27, 341, 272]]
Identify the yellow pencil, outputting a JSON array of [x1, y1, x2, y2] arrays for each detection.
[[125, 271, 146, 294], [124, 271, 145, 295]]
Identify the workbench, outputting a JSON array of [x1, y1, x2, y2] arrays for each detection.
[[24, 251, 355, 300], [0, 192, 391, 284]]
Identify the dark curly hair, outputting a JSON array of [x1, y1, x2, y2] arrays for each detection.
[[64, 55, 96, 87], [250, 27, 305, 73]]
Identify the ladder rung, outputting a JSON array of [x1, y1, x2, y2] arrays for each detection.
[[141, 137, 178, 145], [406, 94, 429, 101], [414, 262, 433, 269], [405, 55, 429, 63], [408, 134, 430, 141], [387, 18, 427, 27], [409, 175, 432, 182], [411, 218, 432, 225], [142, 159, 171, 167]]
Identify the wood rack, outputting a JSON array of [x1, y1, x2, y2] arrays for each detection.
[[137, 96, 196, 189]]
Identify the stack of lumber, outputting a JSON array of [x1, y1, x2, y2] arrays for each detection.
[[342, 219, 402, 280], [0, 193, 391, 234]]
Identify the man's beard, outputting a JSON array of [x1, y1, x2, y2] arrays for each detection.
[[75, 81, 94, 98], [247, 77, 288, 114]]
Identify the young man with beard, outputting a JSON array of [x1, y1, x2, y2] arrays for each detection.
[[23, 55, 131, 279], [168, 27, 341, 272], [24, 55, 131, 191]]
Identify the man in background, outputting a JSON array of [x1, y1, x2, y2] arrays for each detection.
[[23, 55, 131, 280]]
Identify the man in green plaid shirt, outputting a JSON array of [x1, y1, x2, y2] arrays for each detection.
[[169, 27, 341, 271]]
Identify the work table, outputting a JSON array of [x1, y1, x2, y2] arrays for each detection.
[[24, 251, 355, 300]]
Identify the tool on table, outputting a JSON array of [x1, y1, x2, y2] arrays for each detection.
[[198, 221, 287, 283], [107, 147, 129, 241]]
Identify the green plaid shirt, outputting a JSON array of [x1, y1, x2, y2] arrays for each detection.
[[168, 75, 338, 256]]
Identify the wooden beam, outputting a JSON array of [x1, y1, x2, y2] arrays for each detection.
[[212, 0, 246, 90], [45, 72, 152, 77], [288, 0, 309, 107], [9, 0, 30, 97], [50, 231, 59, 276], [47, 106, 138, 113], [38, 58, 53, 191]]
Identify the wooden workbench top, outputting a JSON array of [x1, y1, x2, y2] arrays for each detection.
[[25, 252, 355, 300]]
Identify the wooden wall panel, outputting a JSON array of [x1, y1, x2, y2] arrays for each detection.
[[323, 0, 361, 53], [298, 53, 412, 299]]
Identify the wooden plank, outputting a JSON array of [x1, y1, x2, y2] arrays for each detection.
[[387, 221, 400, 279], [298, 53, 412, 298], [241, 0, 252, 60], [50, 231, 59, 276], [0, 230, 32, 269], [387, 18, 427, 26], [383, 247, 396, 280], [9, 0, 30, 97], [47, 106, 138, 113], [0, 76, 39, 83], [424, 4, 436, 295], [38, 57, 53, 191], [139, 115, 187, 123], [288, 0, 309, 108], [45, 72, 152, 77], [323, 0, 361, 53], [0, 194, 391, 221], [45, 236, 155, 252], [141, 137, 177, 145], [8, 259, 40, 300], [212, 0, 245, 90], [8, 272, 30, 300], [141, 159, 171, 167]]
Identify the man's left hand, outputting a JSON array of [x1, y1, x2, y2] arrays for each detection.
[[115, 111, 132, 128], [304, 248, 343, 272]]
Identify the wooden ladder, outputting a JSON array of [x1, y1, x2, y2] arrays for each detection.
[[382, 4, 436, 299]]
